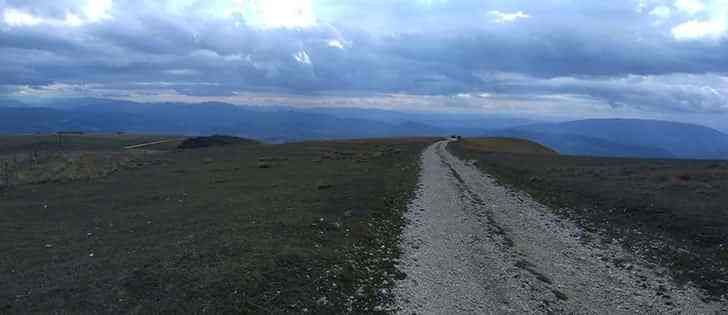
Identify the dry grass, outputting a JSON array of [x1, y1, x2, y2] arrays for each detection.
[[459, 138, 559, 155], [0, 135, 433, 314]]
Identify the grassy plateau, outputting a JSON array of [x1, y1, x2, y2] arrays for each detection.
[[0, 134, 433, 314]]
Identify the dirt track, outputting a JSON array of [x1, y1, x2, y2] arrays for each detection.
[[395, 141, 726, 314]]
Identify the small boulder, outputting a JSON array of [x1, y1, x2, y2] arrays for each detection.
[[258, 162, 272, 169]]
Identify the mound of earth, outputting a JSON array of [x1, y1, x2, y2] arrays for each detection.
[[177, 135, 259, 149], [460, 137, 559, 155]]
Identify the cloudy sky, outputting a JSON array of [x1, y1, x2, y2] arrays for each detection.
[[2, 0, 728, 129]]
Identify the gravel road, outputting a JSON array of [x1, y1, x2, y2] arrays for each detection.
[[395, 141, 726, 314]]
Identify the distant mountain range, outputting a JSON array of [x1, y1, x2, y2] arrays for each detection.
[[486, 119, 728, 159], [1, 98, 727, 160], [0, 98, 497, 142], [304, 107, 540, 135]]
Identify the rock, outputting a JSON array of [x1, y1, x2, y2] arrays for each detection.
[[258, 162, 272, 169], [316, 296, 329, 305], [317, 182, 333, 190]]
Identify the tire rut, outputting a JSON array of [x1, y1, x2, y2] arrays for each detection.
[[395, 141, 726, 314]]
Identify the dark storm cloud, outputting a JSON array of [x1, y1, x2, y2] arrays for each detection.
[[1, 0, 728, 114]]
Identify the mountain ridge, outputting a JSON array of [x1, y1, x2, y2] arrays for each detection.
[[487, 118, 728, 159], [2, 99, 727, 160]]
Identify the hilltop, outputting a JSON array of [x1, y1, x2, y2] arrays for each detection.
[[456, 138, 559, 155]]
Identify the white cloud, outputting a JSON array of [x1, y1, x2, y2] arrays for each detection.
[[294, 50, 312, 65], [83, 0, 113, 23], [649, 6, 672, 19], [3, 8, 43, 27], [672, 19, 726, 40], [674, 0, 706, 15], [662, 1, 728, 40], [2, 0, 113, 28], [327, 40, 345, 49], [63, 13, 84, 27], [489, 11, 531, 24], [224, 0, 316, 29], [636, 0, 662, 13]]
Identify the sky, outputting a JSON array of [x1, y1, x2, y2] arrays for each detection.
[[1, 0, 728, 130]]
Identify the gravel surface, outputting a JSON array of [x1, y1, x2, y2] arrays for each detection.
[[395, 141, 727, 314]]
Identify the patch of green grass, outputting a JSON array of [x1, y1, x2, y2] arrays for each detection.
[[0, 137, 433, 313], [449, 140, 728, 299]]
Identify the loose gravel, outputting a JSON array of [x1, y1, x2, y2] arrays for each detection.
[[395, 141, 727, 314]]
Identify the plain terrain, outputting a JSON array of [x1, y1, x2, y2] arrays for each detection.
[[0, 134, 432, 313], [450, 138, 728, 299]]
